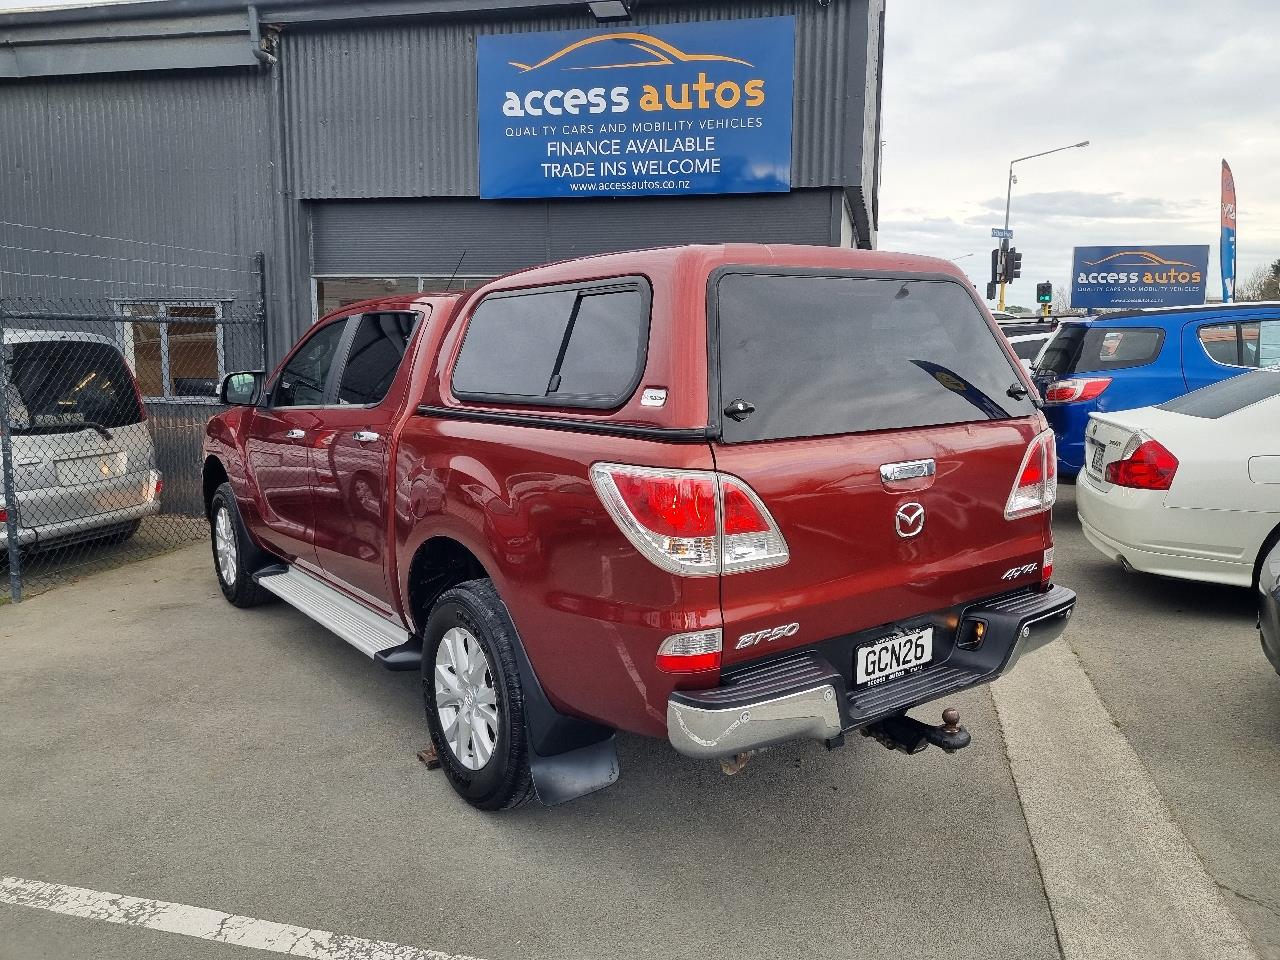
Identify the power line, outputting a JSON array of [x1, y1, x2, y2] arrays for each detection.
[[0, 267, 242, 294], [0, 243, 256, 276]]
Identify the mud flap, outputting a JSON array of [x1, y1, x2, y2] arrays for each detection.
[[530, 735, 620, 807]]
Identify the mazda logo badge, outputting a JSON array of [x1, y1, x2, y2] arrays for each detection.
[[895, 502, 926, 539]]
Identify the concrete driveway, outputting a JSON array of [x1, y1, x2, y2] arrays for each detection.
[[0, 486, 1275, 960]]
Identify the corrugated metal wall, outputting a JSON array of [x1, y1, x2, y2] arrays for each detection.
[[282, 0, 870, 201], [0, 69, 274, 303], [310, 190, 839, 275]]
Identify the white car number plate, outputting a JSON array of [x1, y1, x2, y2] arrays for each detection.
[[855, 627, 934, 687], [1089, 439, 1105, 473]]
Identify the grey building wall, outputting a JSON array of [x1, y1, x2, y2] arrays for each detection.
[[282, 0, 875, 203], [0, 69, 274, 306], [310, 190, 844, 277]]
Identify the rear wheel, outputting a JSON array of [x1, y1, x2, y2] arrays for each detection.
[[422, 579, 535, 811], [209, 483, 272, 608]]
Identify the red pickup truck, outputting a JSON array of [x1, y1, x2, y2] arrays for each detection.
[[203, 244, 1075, 810]]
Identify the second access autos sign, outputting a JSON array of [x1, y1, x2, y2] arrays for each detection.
[[1070, 245, 1210, 309], [477, 18, 795, 199]]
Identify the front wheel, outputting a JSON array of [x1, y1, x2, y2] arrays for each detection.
[[423, 579, 535, 811], [209, 483, 272, 608]]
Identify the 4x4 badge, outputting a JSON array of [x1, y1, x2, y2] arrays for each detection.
[[895, 502, 926, 539]]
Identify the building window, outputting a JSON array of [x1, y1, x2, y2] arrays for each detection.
[[314, 276, 493, 319], [117, 301, 226, 400]]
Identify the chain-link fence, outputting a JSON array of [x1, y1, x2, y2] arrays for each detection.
[[1, 296, 265, 600]]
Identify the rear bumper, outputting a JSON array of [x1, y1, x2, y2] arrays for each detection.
[[667, 584, 1076, 760], [0, 470, 162, 550]]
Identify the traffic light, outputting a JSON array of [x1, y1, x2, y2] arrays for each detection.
[[985, 281, 997, 301], [989, 247, 1002, 287], [1004, 247, 1023, 283], [1036, 282, 1053, 304]]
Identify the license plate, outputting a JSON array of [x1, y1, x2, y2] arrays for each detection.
[[855, 627, 934, 687], [56, 454, 123, 486], [1089, 439, 1105, 473]]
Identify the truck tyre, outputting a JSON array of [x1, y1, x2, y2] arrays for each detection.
[[210, 483, 272, 608], [423, 579, 535, 811]]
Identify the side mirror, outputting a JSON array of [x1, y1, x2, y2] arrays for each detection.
[[220, 371, 264, 406]]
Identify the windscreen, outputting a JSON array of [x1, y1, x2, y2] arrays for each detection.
[[1158, 369, 1280, 419], [715, 274, 1033, 443], [1035, 324, 1164, 378], [5, 340, 145, 433]]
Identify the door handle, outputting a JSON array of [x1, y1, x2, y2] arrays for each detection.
[[284, 429, 306, 440], [352, 430, 381, 443]]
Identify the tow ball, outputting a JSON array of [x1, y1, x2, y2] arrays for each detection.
[[861, 707, 972, 755]]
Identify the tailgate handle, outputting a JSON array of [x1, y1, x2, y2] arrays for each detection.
[[880, 459, 936, 483], [724, 398, 755, 422]]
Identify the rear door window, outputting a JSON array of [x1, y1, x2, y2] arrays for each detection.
[[5, 340, 144, 433], [1159, 369, 1280, 418], [1038, 325, 1164, 376], [452, 279, 649, 408], [1201, 319, 1280, 369], [336, 312, 419, 406], [713, 273, 1033, 443]]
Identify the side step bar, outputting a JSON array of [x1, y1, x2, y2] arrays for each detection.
[[255, 565, 412, 661]]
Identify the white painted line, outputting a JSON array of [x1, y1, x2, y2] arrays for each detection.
[[992, 640, 1260, 960], [0, 876, 486, 960]]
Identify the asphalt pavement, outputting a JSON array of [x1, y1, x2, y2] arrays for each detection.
[[0, 486, 1277, 959]]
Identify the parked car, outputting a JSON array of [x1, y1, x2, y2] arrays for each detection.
[[203, 244, 1075, 811], [1258, 537, 1280, 675], [1033, 304, 1280, 476], [1, 329, 162, 553], [1076, 368, 1280, 587], [1007, 330, 1056, 370]]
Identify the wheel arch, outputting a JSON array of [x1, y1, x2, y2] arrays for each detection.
[[406, 536, 490, 636], [1254, 519, 1280, 591], [202, 456, 230, 520]]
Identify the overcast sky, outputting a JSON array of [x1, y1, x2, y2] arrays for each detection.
[[5, 0, 1277, 308], [879, 0, 1280, 306]]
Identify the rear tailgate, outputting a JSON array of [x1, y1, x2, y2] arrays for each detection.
[[709, 270, 1052, 671]]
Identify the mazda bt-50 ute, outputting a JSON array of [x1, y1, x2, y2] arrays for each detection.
[[203, 244, 1076, 810]]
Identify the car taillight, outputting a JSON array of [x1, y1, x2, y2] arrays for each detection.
[[1005, 429, 1057, 520], [1041, 546, 1054, 584], [590, 463, 789, 576], [655, 628, 723, 674], [0, 508, 7, 524], [1043, 377, 1111, 404], [1105, 437, 1178, 490]]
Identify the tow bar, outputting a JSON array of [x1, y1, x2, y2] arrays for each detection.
[[861, 707, 972, 755]]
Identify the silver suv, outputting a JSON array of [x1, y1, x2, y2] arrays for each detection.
[[1, 330, 162, 552]]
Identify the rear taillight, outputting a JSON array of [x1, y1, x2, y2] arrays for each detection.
[[590, 463, 789, 576], [0, 508, 7, 524], [1105, 436, 1178, 490], [1043, 377, 1111, 404], [655, 628, 722, 673], [1005, 429, 1057, 520], [1041, 546, 1054, 584]]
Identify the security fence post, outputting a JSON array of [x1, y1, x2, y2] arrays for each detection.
[[0, 303, 24, 602]]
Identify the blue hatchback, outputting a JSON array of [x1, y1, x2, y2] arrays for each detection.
[[1032, 304, 1280, 476]]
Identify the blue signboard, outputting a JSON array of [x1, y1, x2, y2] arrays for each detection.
[[477, 18, 795, 200], [1070, 245, 1210, 309]]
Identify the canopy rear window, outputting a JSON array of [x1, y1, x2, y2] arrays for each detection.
[[1158, 369, 1280, 419], [713, 273, 1033, 443]]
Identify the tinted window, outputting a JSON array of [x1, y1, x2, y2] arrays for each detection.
[[1033, 324, 1087, 378], [5, 340, 144, 432], [273, 320, 348, 407], [1009, 334, 1051, 361], [1159, 369, 1280, 418], [452, 281, 648, 407], [1038, 325, 1164, 376], [551, 290, 646, 400], [337, 312, 419, 406], [715, 274, 1033, 443], [1199, 323, 1241, 366]]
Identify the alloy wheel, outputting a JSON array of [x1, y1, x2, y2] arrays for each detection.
[[214, 506, 238, 586], [434, 626, 499, 771]]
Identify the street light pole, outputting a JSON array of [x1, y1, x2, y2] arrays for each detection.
[[997, 139, 1090, 312]]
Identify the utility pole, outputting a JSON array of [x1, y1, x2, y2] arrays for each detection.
[[997, 140, 1090, 312]]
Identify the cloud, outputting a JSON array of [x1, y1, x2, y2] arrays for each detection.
[[973, 191, 1202, 223]]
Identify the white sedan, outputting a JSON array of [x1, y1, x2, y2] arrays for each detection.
[[1076, 369, 1280, 588]]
